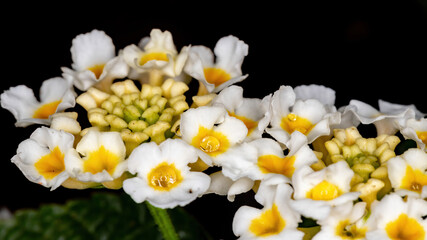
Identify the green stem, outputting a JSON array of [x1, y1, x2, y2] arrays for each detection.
[[145, 201, 180, 240]]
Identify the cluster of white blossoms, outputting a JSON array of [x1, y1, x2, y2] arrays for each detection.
[[1, 29, 426, 240]]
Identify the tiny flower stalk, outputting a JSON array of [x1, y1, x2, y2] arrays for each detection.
[[77, 79, 189, 153]]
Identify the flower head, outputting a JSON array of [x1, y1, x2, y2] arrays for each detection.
[[313, 201, 368, 240], [65, 129, 127, 185], [1, 77, 76, 127], [267, 85, 338, 146], [123, 139, 210, 208], [61, 29, 129, 91], [291, 161, 360, 220], [387, 148, 427, 197], [180, 105, 248, 165], [184, 35, 249, 93], [123, 29, 189, 81], [366, 193, 427, 240], [11, 127, 74, 190], [233, 175, 304, 240]]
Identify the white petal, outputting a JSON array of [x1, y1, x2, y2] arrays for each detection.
[[227, 177, 254, 202], [214, 35, 248, 76], [71, 29, 115, 71], [1, 85, 39, 124], [127, 141, 162, 175], [294, 84, 336, 106]]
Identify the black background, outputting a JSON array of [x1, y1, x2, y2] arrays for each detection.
[[1, 1, 427, 239]]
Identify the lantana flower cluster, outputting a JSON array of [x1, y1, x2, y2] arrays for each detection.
[[2, 29, 427, 240]]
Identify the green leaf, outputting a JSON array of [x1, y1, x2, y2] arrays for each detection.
[[0, 192, 212, 240]]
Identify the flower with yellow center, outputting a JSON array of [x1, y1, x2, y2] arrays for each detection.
[[122, 29, 190, 83], [11, 127, 74, 190], [313, 201, 368, 240], [366, 193, 427, 240], [233, 176, 304, 240], [212, 85, 272, 141], [220, 132, 318, 183], [180, 105, 248, 166], [266, 85, 337, 146], [401, 118, 427, 152], [123, 139, 210, 208], [388, 148, 427, 197], [64, 129, 127, 185], [184, 35, 249, 93], [291, 161, 360, 220], [61, 29, 129, 91], [1, 77, 76, 127]]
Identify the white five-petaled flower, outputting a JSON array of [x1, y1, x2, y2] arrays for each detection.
[[233, 175, 304, 240], [313, 201, 368, 240], [1, 77, 76, 127], [65, 129, 127, 183], [61, 29, 129, 91], [290, 161, 360, 221], [266, 85, 337, 146], [366, 193, 427, 240], [122, 29, 190, 79], [212, 85, 272, 141], [184, 35, 249, 93], [180, 105, 248, 166], [387, 148, 427, 197], [220, 131, 318, 182], [11, 127, 74, 190], [123, 139, 211, 208]]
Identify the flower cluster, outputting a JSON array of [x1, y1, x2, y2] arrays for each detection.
[[2, 29, 427, 240]]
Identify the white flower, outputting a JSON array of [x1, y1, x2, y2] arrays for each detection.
[[266, 85, 337, 146], [212, 85, 272, 140], [1, 77, 76, 127], [387, 148, 427, 197], [180, 105, 248, 166], [61, 29, 129, 91], [184, 35, 249, 93], [122, 139, 210, 208], [233, 175, 304, 240], [290, 161, 360, 220], [342, 99, 415, 135], [122, 29, 189, 79], [65, 129, 127, 183], [11, 127, 74, 190], [366, 193, 427, 240], [313, 201, 368, 240], [220, 132, 318, 182], [401, 118, 427, 151]]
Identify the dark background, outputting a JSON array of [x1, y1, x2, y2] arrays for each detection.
[[1, 1, 427, 239]]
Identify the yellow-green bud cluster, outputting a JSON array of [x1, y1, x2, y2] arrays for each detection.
[[80, 79, 189, 152]]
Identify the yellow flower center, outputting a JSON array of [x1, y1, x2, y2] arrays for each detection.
[[203, 67, 231, 87], [33, 100, 62, 119], [147, 162, 183, 191], [385, 213, 425, 240], [228, 112, 258, 136], [400, 166, 427, 194], [335, 219, 367, 239], [87, 64, 105, 79], [191, 126, 230, 156], [257, 155, 296, 178], [83, 146, 120, 175], [281, 113, 314, 135], [249, 204, 286, 237], [416, 131, 427, 145], [139, 52, 169, 66], [34, 146, 65, 180], [306, 180, 342, 201]]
